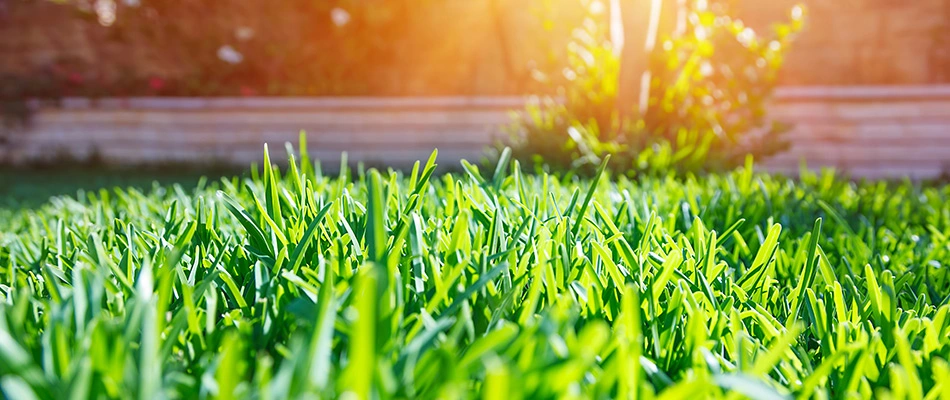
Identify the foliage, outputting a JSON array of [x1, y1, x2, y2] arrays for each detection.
[[2, 141, 950, 398], [509, 11, 624, 173], [507, 0, 806, 175]]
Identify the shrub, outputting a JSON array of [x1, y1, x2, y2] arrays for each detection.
[[507, 0, 805, 175]]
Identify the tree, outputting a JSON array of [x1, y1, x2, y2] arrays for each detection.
[[614, 0, 682, 118]]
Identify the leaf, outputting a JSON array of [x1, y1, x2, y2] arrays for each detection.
[[288, 202, 334, 273], [571, 154, 610, 236], [366, 170, 388, 264], [714, 373, 791, 400]]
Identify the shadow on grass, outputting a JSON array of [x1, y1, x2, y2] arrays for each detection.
[[0, 165, 247, 210]]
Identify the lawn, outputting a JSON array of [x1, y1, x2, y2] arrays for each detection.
[[1, 143, 948, 399]]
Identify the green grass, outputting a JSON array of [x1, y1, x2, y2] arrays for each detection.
[[1, 141, 949, 399]]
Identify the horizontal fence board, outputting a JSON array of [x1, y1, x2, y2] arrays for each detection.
[[19, 127, 504, 148], [768, 144, 950, 164], [224, 148, 484, 168], [32, 110, 514, 126], [774, 86, 950, 101], [48, 96, 531, 111], [763, 164, 946, 180], [34, 141, 492, 158], [769, 101, 950, 122], [779, 124, 950, 146]]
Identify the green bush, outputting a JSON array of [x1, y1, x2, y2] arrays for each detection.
[[1, 142, 949, 398], [507, 0, 805, 175]]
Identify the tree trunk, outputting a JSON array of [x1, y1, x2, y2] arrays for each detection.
[[489, 0, 525, 93], [615, 0, 681, 119]]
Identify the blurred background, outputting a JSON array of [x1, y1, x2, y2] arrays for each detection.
[[1, 0, 949, 205]]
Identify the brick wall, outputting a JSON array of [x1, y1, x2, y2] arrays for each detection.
[[4, 86, 950, 179], [0, 1, 184, 83], [0, 0, 583, 95], [2, 0, 948, 92], [736, 0, 950, 85]]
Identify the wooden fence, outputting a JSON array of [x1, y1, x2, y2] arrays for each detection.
[[763, 86, 950, 179], [4, 85, 950, 179]]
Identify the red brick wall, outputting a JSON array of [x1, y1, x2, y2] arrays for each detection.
[[0, 1, 184, 83], [1, 0, 948, 92], [736, 0, 950, 85], [0, 0, 581, 95]]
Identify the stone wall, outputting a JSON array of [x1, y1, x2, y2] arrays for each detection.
[[5, 86, 950, 179]]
